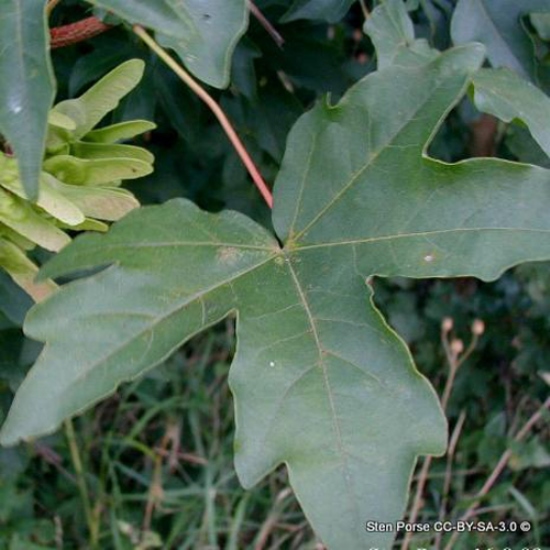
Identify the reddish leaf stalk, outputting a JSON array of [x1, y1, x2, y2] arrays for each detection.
[[50, 16, 112, 49], [133, 25, 274, 209]]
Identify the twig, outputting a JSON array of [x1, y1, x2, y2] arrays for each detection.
[[401, 319, 482, 550], [434, 411, 466, 549], [470, 114, 498, 157], [401, 456, 433, 550], [142, 426, 173, 537], [254, 488, 293, 549], [54, 514, 64, 549], [64, 419, 99, 548], [248, 1, 284, 48], [34, 441, 76, 483], [133, 26, 273, 209], [442, 396, 550, 550]]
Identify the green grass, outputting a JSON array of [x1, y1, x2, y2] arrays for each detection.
[[1, 271, 549, 550]]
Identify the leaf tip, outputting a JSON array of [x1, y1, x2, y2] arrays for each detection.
[[128, 57, 146, 74], [17, 164, 41, 202], [454, 41, 486, 71]]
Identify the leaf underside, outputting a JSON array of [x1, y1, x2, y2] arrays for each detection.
[[3, 3, 550, 549], [85, 0, 248, 88]]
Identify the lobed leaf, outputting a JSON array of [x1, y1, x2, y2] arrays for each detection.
[[0, 199, 278, 445], [3, 4, 550, 549], [86, 0, 248, 88], [364, 0, 437, 69]]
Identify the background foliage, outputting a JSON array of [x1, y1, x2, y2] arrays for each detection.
[[0, 0, 549, 549]]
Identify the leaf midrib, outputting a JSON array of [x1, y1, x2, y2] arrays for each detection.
[[65, 241, 277, 251], [292, 226, 550, 250], [285, 256, 360, 524]]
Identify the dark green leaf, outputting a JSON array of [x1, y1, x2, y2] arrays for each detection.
[[0, 1, 55, 199], [506, 125, 550, 168], [281, 0, 355, 23], [364, 0, 438, 68], [0, 273, 32, 326], [86, 0, 248, 88], [531, 12, 550, 41], [472, 68, 550, 157], [451, 0, 550, 81]]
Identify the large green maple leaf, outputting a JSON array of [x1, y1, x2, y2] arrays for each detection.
[[3, 4, 550, 549]]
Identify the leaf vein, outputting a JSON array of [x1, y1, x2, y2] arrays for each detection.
[[285, 257, 358, 518], [295, 227, 550, 250]]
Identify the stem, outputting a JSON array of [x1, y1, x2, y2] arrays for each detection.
[[400, 457, 432, 550], [442, 396, 550, 550], [434, 411, 466, 549], [64, 419, 99, 548], [439, 355, 459, 411], [248, 1, 284, 48], [401, 325, 475, 550], [142, 439, 166, 536], [254, 488, 293, 549], [456, 332, 480, 369], [133, 25, 273, 209]]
